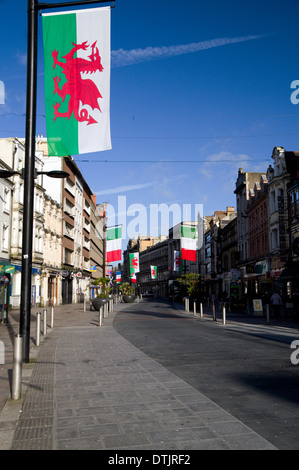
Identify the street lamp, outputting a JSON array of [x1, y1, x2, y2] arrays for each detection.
[[0, 167, 69, 362], [0, 169, 70, 179], [21, 0, 113, 362]]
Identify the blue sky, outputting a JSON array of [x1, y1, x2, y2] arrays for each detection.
[[1, 0, 299, 250]]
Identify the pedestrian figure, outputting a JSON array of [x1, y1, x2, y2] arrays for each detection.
[[271, 292, 282, 319]]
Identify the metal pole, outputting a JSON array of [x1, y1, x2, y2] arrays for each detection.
[[99, 306, 103, 326], [50, 306, 54, 328], [193, 300, 196, 316], [212, 300, 216, 321], [36, 312, 41, 346], [37, 0, 113, 10], [200, 302, 203, 318], [222, 304, 226, 325], [43, 309, 47, 335], [12, 334, 23, 400], [20, 0, 38, 364], [20, 0, 115, 364], [266, 304, 270, 325]]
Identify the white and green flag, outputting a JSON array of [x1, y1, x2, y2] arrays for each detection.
[[151, 266, 157, 279], [42, 7, 111, 156]]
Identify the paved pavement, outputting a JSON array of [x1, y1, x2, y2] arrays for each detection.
[[0, 299, 298, 451]]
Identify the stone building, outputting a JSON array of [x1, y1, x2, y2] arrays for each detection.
[[41, 194, 63, 306], [0, 138, 45, 307]]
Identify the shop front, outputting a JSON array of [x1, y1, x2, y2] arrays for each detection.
[[0, 264, 15, 316], [10, 264, 41, 308]]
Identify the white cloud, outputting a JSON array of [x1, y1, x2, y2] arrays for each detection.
[[94, 181, 155, 196], [198, 151, 251, 180], [111, 35, 264, 68]]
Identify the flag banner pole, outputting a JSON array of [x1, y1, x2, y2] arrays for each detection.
[[37, 1, 114, 11], [20, 0, 115, 363]]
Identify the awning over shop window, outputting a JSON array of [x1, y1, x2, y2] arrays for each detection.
[[11, 265, 40, 275], [0, 264, 15, 274]]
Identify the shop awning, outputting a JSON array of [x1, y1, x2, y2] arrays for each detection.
[[0, 264, 16, 274]]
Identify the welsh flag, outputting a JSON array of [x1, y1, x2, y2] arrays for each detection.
[[129, 253, 139, 283], [174, 250, 183, 272], [151, 266, 157, 279], [106, 226, 122, 263], [181, 225, 197, 261], [42, 7, 111, 156]]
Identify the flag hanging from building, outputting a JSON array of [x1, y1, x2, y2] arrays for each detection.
[[151, 266, 157, 279], [116, 271, 121, 284], [129, 253, 139, 283], [106, 226, 122, 263], [42, 7, 111, 156], [181, 225, 197, 261], [174, 250, 183, 272]]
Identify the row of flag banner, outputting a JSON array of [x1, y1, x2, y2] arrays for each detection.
[[97, 252, 185, 284], [105, 223, 197, 283]]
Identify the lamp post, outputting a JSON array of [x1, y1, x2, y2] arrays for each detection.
[[19, 0, 114, 362]]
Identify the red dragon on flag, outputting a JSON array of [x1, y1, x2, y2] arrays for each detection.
[[52, 41, 103, 125]]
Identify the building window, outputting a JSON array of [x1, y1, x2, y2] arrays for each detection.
[[270, 190, 276, 213], [4, 187, 10, 213], [271, 228, 278, 251], [2, 224, 9, 251]]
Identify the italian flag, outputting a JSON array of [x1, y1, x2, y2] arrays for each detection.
[[42, 7, 111, 156], [151, 266, 157, 279], [181, 225, 197, 261], [106, 226, 122, 263]]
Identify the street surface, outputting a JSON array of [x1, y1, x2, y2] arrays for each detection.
[[113, 298, 299, 450]]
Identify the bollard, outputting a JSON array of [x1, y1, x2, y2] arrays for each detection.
[[43, 309, 47, 336], [266, 304, 270, 325], [36, 312, 41, 346], [50, 306, 54, 328], [222, 304, 226, 325], [12, 334, 23, 400], [200, 302, 203, 318], [104, 301, 108, 318], [185, 298, 189, 312], [84, 299, 86, 312], [99, 307, 103, 327], [212, 301, 216, 321], [193, 300, 196, 316]]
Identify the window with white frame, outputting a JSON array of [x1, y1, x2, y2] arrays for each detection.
[[2, 223, 9, 251], [3, 186, 10, 213]]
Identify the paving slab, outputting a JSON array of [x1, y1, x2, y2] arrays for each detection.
[[0, 301, 278, 450]]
